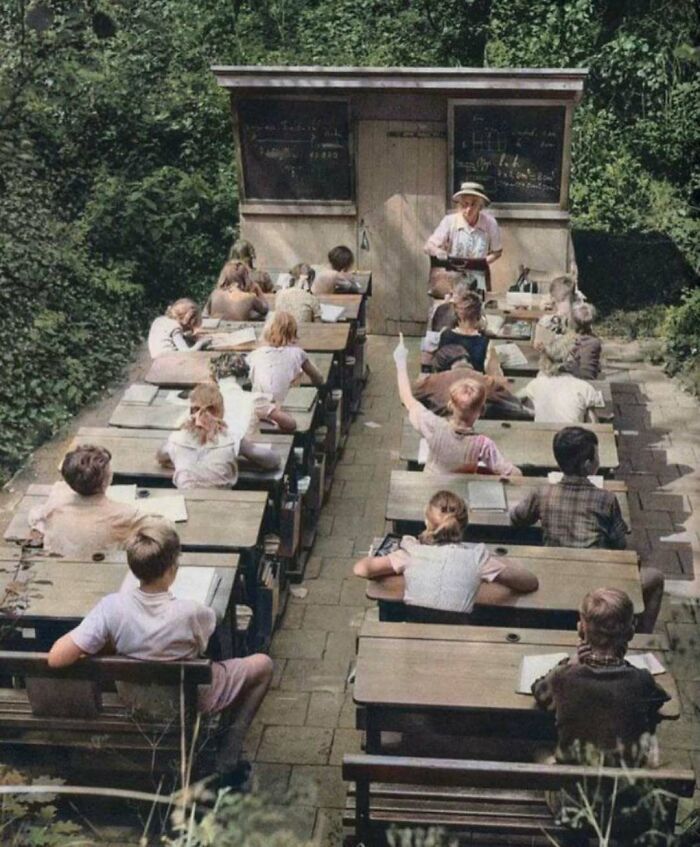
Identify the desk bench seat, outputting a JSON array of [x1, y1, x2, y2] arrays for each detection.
[[0, 652, 221, 779], [342, 754, 695, 846]]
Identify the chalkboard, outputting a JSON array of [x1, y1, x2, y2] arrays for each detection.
[[451, 105, 565, 204], [237, 98, 353, 202]]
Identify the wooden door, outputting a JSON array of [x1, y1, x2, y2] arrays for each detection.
[[357, 121, 446, 335]]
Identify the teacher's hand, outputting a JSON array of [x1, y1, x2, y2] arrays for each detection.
[[392, 332, 409, 367]]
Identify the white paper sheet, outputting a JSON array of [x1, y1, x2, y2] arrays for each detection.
[[135, 495, 188, 523], [517, 653, 569, 694], [210, 327, 257, 349], [122, 566, 218, 606], [122, 384, 159, 404], [484, 314, 505, 334], [106, 485, 138, 504], [320, 303, 345, 323], [627, 652, 666, 675], [494, 343, 529, 367], [417, 437, 429, 465], [201, 317, 221, 329], [548, 472, 604, 489]]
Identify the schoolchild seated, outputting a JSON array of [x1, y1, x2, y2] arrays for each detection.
[[565, 302, 602, 380], [353, 490, 538, 613], [48, 517, 273, 775], [148, 298, 211, 358], [311, 245, 360, 295], [274, 263, 322, 324], [509, 426, 664, 632], [534, 275, 577, 348], [28, 444, 147, 558], [209, 260, 268, 322], [393, 334, 521, 476]]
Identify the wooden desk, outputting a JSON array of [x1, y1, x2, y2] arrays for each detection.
[[3, 484, 267, 554], [364, 544, 643, 626], [399, 419, 619, 474], [386, 470, 630, 532], [208, 322, 351, 354], [354, 622, 679, 753], [144, 352, 334, 390], [484, 302, 548, 323], [263, 293, 362, 323], [66, 427, 294, 488], [0, 555, 237, 656], [109, 386, 319, 436]]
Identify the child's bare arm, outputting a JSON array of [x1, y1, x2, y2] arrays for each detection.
[[239, 437, 281, 470], [353, 556, 395, 579], [156, 444, 173, 468], [493, 559, 539, 593], [393, 334, 421, 412], [48, 633, 85, 668], [302, 358, 324, 387]]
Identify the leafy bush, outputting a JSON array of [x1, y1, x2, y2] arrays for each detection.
[[663, 287, 700, 393]]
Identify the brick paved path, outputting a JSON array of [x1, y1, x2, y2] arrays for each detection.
[[247, 336, 700, 843]]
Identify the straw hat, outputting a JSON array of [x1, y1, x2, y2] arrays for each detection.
[[452, 181, 490, 205]]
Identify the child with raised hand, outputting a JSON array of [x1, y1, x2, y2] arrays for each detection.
[[209, 260, 269, 322], [312, 245, 359, 295], [274, 263, 322, 324], [148, 298, 211, 358], [28, 445, 147, 558], [156, 383, 279, 489], [509, 426, 664, 632], [353, 490, 538, 613], [394, 333, 521, 476], [566, 301, 602, 380], [247, 311, 324, 407], [522, 335, 603, 423], [532, 587, 669, 766], [48, 517, 273, 776]]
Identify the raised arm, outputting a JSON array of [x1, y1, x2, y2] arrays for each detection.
[[393, 333, 421, 414]]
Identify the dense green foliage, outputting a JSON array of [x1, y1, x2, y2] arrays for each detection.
[[1, 0, 698, 482]]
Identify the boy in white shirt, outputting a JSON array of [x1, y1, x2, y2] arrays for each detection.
[[48, 517, 273, 776], [523, 336, 603, 424]]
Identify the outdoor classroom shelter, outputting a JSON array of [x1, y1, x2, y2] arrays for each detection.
[[212, 66, 588, 335]]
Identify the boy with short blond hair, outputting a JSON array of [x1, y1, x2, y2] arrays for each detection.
[[532, 587, 669, 766], [48, 517, 272, 774]]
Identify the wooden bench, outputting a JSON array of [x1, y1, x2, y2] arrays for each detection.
[[0, 651, 224, 780], [342, 754, 696, 846]]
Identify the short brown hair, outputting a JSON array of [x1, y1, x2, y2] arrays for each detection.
[[60, 445, 112, 496], [228, 239, 256, 266], [126, 517, 180, 583], [328, 245, 353, 272], [580, 588, 635, 653], [571, 302, 596, 332], [454, 289, 482, 325], [553, 426, 598, 475], [263, 310, 298, 347], [289, 263, 316, 287], [251, 269, 273, 293]]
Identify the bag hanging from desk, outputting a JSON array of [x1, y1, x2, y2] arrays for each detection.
[[509, 265, 538, 294]]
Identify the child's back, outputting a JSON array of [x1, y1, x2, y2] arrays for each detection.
[[248, 344, 307, 403], [275, 286, 321, 323]]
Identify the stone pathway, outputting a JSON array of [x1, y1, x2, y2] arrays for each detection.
[[1, 335, 698, 841], [248, 335, 700, 842]]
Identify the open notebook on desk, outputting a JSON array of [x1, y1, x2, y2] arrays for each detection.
[[122, 566, 220, 607], [517, 651, 666, 695]]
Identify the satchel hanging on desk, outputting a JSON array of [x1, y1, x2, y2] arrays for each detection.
[[509, 265, 538, 294]]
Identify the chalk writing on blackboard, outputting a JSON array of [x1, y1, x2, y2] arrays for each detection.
[[451, 105, 565, 204], [238, 98, 353, 202]]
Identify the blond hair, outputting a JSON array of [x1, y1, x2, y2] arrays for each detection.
[[228, 239, 256, 266], [580, 588, 635, 655], [263, 310, 298, 348], [539, 335, 576, 376], [217, 260, 252, 292], [126, 517, 180, 583], [166, 298, 201, 332], [447, 377, 487, 421], [183, 383, 227, 445], [549, 275, 576, 305], [571, 302, 596, 333], [419, 490, 468, 545]]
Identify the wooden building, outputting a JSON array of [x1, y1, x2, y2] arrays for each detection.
[[212, 66, 588, 334]]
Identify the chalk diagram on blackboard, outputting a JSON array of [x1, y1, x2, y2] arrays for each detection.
[[238, 99, 353, 202], [452, 105, 565, 204]]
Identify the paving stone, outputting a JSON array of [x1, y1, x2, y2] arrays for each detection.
[[280, 659, 350, 693], [303, 604, 366, 632], [256, 690, 310, 726], [243, 719, 264, 759], [317, 556, 356, 581], [270, 659, 286, 688], [325, 629, 360, 665], [306, 691, 346, 729], [338, 691, 357, 729], [271, 630, 327, 659], [279, 603, 305, 629], [304, 555, 323, 579], [289, 765, 346, 809], [313, 807, 344, 847], [292, 579, 342, 605], [311, 535, 356, 557], [256, 725, 334, 765], [329, 728, 363, 765], [251, 763, 292, 801], [340, 577, 374, 607]]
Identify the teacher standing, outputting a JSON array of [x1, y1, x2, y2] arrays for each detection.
[[424, 181, 503, 297]]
